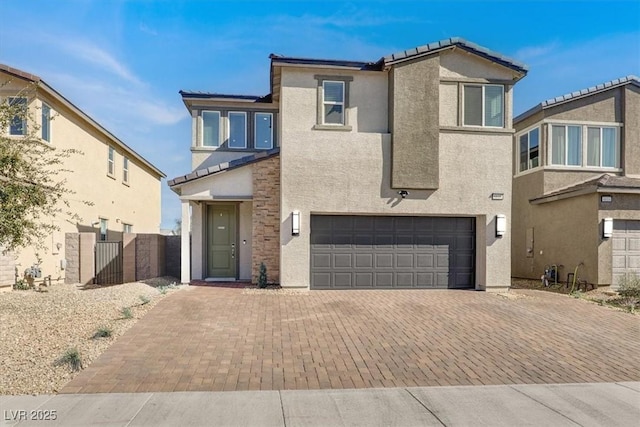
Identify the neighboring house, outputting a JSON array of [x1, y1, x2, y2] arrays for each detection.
[[169, 37, 528, 290], [512, 76, 640, 288], [0, 64, 165, 289]]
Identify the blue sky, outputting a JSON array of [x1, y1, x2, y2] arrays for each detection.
[[1, 0, 638, 229]]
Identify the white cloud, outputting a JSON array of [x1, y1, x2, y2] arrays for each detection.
[[50, 38, 143, 86], [139, 23, 158, 36], [515, 41, 559, 61]]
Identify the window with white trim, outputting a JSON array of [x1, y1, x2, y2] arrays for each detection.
[[8, 97, 27, 135], [322, 81, 345, 125], [549, 124, 618, 169], [123, 223, 132, 234], [518, 127, 540, 172], [228, 112, 247, 149], [202, 111, 221, 147], [123, 156, 129, 184], [587, 126, 617, 168], [551, 125, 582, 166], [463, 84, 504, 127], [41, 103, 51, 142], [107, 146, 115, 176], [254, 112, 273, 149]]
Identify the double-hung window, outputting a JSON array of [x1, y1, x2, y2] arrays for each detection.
[[587, 127, 617, 168], [41, 103, 51, 142], [8, 97, 27, 135], [228, 112, 247, 149], [255, 112, 273, 149], [463, 84, 504, 127], [518, 127, 540, 172], [123, 223, 132, 233], [123, 156, 130, 184], [108, 146, 115, 176], [322, 81, 345, 125], [202, 111, 221, 147], [551, 125, 582, 166]]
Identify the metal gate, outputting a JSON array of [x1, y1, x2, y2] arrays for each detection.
[[95, 241, 123, 285]]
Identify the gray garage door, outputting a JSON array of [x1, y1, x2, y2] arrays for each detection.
[[310, 216, 475, 289], [612, 220, 640, 288]]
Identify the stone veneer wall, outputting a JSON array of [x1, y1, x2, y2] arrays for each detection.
[[0, 247, 16, 289], [252, 155, 281, 283], [64, 234, 80, 284], [135, 234, 165, 281]]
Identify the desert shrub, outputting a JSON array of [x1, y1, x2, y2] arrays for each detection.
[[92, 326, 112, 339], [121, 307, 133, 319], [258, 262, 268, 288], [13, 279, 30, 290], [55, 348, 82, 372], [618, 273, 640, 299], [139, 295, 150, 305]]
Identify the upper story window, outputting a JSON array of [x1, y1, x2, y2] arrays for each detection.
[[518, 127, 540, 172], [587, 127, 617, 168], [41, 103, 51, 142], [322, 81, 345, 125], [463, 84, 504, 128], [123, 223, 132, 233], [314, 75, 353, 131], [551, 125, 581, 166], [123, 156, 130, 184], [108, 146, 115, 176], [228, 112, 247, 149], [202, 111, 221, 147], [8, 97, 27, 136], [255, 112, 273, 149], [550, 124, 619, 169], [199, 110, 273, 150]]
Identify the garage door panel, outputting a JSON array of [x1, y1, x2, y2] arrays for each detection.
[[355, 254, 373, 268], [397, 273, 414, 287], [375, 273, 394, 287], [310, 216, 475, 289], [373, 253, 392, 268], [334, 253, 352, 268], [416, 254, 434, 268], [612, 220, 640, 288], [396, 253, 414, 268], [355, 273, 373, 287]]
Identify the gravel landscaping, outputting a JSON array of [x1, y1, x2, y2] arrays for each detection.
[[0, 277, 183, 395]]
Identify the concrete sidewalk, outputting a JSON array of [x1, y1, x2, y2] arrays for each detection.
[[2, 382, 639, 426]]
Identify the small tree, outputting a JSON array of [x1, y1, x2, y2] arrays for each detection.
[[258, 262, 268, 288], [0, 81, 88, 253]]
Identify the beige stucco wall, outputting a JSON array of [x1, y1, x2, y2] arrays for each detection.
[[439, 50, 522, 82], [178, 166, 254, 281], [390, 55, 440, 189], [544, 88, 622, 123], [279, 61, 514, 289], [598, 194, 640, 285], [439, 82, 458, 127], [1, 74, 162, 284], [623, 85, 640, 176], [191, 150, 256, 171]]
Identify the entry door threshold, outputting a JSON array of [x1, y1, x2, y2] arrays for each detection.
[[205, 277, 236, 282]]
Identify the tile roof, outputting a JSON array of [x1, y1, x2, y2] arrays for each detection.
[[530, 174, 640, 204], [0, 63, 166, 178], [515, 75, 640, 124], [179, 91, 272, 102], [382, 37, 528, 73], [168, 148, 280, 188], [269, 54, 382, 71]]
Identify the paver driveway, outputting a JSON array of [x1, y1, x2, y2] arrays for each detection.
[[62, 286, 640, 393]]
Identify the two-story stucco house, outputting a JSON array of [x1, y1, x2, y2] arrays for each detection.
[[169, 38, 528, 290], [512, 76, 640, 288], [0, 64, 165, 289]]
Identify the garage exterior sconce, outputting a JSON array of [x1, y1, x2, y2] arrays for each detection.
[[495, 214, 506, 237], [603, 217, 613, 239], [292, 210, 300, 236]]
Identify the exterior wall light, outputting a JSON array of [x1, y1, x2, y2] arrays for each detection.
[[496, 214, 506, 237], [292, 210, 300, 236], [603, 217, 613, 239]]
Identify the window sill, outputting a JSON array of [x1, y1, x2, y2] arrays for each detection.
[[107, 173, 116, 180], [191, 147, 273, 152], [122, 181, 130, 187], [313, 124, 352, 132], [440, 126, 514, 134], [545, 166, 622, 173]]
